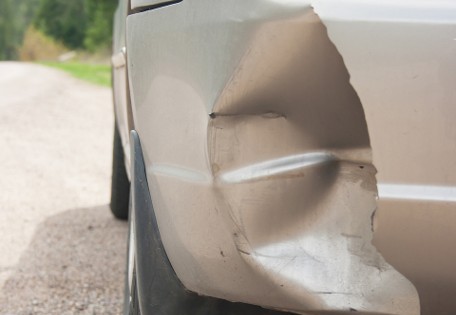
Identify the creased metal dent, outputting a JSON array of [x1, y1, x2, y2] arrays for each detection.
[[127, 1, 422, 313], [219, 152, 335, 184], [209, 4, 420, 314]]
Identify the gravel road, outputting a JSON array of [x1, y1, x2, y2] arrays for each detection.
[[0, 62, 127, 314]]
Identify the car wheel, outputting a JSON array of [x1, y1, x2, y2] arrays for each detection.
[[110, 120, 130, 220]]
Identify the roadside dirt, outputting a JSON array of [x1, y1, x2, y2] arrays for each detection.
[[0, 62, 127, 314]]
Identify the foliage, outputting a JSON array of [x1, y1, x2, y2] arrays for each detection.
[[34, 0, 87, 49], [0, 0, 42, 60], [84, 0, 118, 52], [0, 0, 18, 59], [33, 0, 117, 52], [41, 61, 111, 86], [1, 0, 117, 60], [19, 26, 67, 61]]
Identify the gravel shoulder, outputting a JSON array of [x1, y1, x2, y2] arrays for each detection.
[[0, 62, 127, 314]]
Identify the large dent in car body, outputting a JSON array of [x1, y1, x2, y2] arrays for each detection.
[[127, 1, 420, 314], [207, 5, 419, 314]]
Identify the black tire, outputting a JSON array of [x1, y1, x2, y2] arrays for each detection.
[[110, 120, 130, 220]]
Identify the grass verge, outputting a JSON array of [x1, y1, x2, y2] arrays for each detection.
[[40, 61, 111, 87]]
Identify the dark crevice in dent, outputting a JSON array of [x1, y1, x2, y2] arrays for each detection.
[[130, 0, 183, 14]]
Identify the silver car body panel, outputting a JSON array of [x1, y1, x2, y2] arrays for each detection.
[[118, 0, 456, 314], [316, 3, 456, 314], [113, 0, 132, 176]]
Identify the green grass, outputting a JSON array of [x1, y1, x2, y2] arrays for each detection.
[[40, 61, 111, 87]]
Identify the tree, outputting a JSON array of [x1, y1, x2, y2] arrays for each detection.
[[0, 0, 18, 60], [33, 0, 117, 52], [84, 0, 117, 52], [16, 0, 41, 33], [0, 0, 40, 60], [34, 0, 87, 49]]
